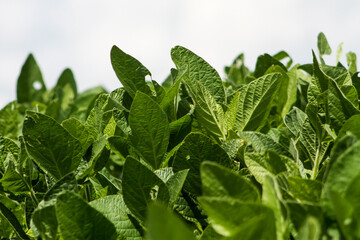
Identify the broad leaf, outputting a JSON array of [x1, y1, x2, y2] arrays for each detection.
[[129, 91, 170, 169], [55, 191, 117, 239], [122, 157, 169, 221], [23, 111, 82, 180]]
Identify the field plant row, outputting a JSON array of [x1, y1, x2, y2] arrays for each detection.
[[1, 33, 360, 239]]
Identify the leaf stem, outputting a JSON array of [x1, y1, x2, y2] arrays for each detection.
[[311, 144, 321, 180]]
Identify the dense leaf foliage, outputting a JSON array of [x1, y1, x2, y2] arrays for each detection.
[[1, 32, 360, 239]]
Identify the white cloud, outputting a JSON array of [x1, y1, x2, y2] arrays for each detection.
[[0, 0, 359, 108]]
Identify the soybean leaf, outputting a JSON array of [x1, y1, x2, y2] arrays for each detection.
[[55, 191, 117, 239], [323, 141, 360, 197], [110, 45, 152, 98], [90, 195, 142, 239], [129, 91, 170, 169], [317, 32, 332, 64], [193, 82, 227, 141], [23, 111, 82, 180], [16, 54, 46, 103], [346, 51, 357, 74], [146, 201, 195, 240], [201, 161, 259, 202], [122, 156, 169, 221], [0, 101, 21, 139], [171, 46, 226, 104], [172, 133, 231, 195], [234, 73, 281, 132], [198, 196, 276, 238]]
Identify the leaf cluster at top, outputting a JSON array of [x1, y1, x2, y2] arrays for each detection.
[[0, 32, 360, 239]]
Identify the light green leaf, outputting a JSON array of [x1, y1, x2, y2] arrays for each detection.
[[193, 82, 227, 140], [23, 111, 82, 180], [16, 54, 46, 103], [288, 177, 322, 203], [166, 169, 189, 205], [0, 195, 29, 239], [129, 91, 170, 169], [234, 73, 281, 132], [77, 136, 110, 179], [337, 114, 360, 139], [90, 195, 142, 240], [171, 46, 226, 103], [201, 161, 259, 202], [238, 131, 291, 157], [244, 151, 299, 184], [146, 201, 195, 240], [172, 133, 231, 195], [335, 42, 343, 65], [262, 175, 289, 240], [62, 117, 95, 156], [284, 107, 307, 137], [55, 191, 117, 240], [198, 196, 276, 238], [0, 101, 20, 140], [346, 51, 357, 74], [122, 156, 169, 221], [297, 216, 322, 240], [324, 140, 360, 196], [110, 45, 152, 98], [317, 32, 332, 61]]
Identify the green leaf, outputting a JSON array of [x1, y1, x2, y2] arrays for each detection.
[[55, 68, 77, 96], [129, 91, 170, 169], [193, 82, 227, 140], [0, 101, 20, 139], [317, 32, 332, 60], [55, 191, 117, 240], [159, 71, 183, 121], [23, 111, 82, 180], [337, 114, 360, 139], [146, 201, 196, 240], [262, 175, 289, 240], [328, 77, 360, 132], [284, 107, 307, 137], [122, 156, 169, 221], [234, 73, 281, 132], [323, 140, 360, 196], [0, 162, 29, 194], [110, 45, 152, 98], [77, 136, 110, 179], [16, 54, 46, 103], [238, 131, 291, 157], [165, 169, 189, 205], [254, 54, 287, 78], [172, 133, 231, 195], [287, 177, 322, 203], [168, 114, 192, 149], [346, 51, 357, 74], [70, 86, 106, 121], [171, 46, 226, 103], [297, 216, 322, 240], [336, 42, 343, 65], [62, 117, 95, 156], [244, 151, 299, 184], [201, 161, 259, 202], [90, 195, 142, 239], [31, 204, 58, 240], [85, 93, 123, 139], [198, 196, 276, 238], [0, 195, 28, 239]]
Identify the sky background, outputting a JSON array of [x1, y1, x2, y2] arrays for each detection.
[[1, 0, 359, 108]]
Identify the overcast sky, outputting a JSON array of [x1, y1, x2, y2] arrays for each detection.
[[1, 1, 359, 108]]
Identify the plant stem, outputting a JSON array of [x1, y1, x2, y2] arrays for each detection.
[[311, 144, 321, 180]]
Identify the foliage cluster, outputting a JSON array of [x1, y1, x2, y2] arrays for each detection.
[[1, 33, 360, 239]]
